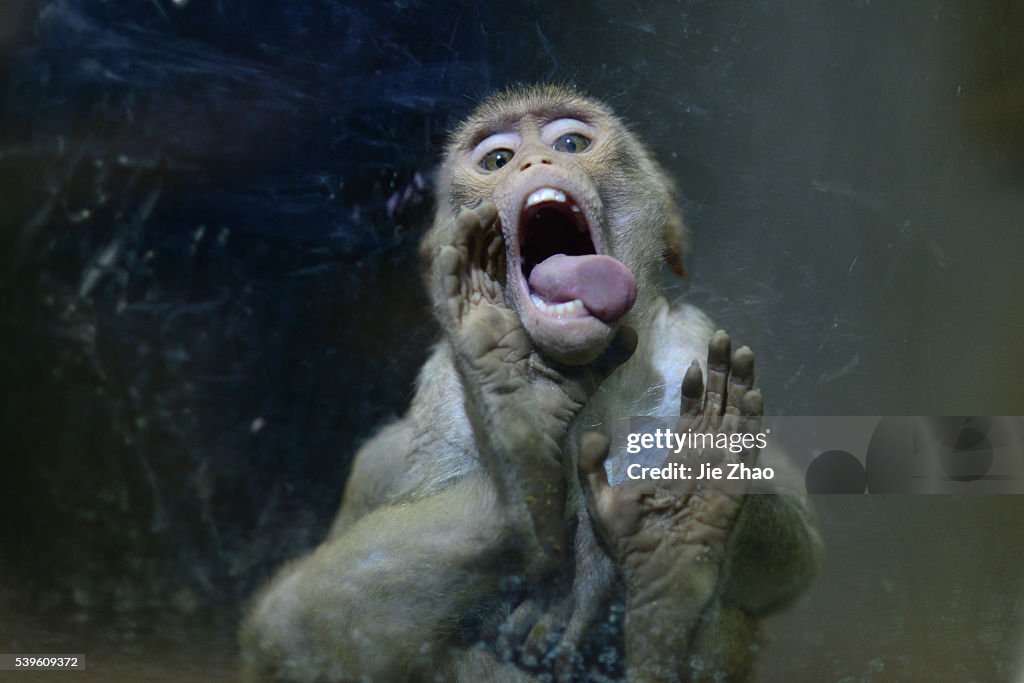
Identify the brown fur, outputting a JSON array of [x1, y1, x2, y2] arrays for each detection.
[[240, 85, 821, 683]]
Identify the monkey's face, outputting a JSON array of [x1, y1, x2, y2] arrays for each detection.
[[430, 88, 680, 365]]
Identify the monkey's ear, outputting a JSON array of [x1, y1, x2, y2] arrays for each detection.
[[662, 200, 688, 277]]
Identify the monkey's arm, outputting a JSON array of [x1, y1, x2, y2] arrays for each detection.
[[435, 202, 634, 570], [580, 334, 821, 682], [617, 493, 821, 683], [628, 466, 822, 680]]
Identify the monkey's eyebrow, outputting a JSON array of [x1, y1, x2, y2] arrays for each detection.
[[460, 115, 523, 150], [534, 105, 596, 126], [458, 105, 598, 151]]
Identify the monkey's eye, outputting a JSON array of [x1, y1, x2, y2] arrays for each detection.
[[481, 148, 515, 171], [553, 133, 591, 154]]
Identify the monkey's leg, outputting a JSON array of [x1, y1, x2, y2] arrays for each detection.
[[241, 473, 538, 683], [497, 516, 620, 682]]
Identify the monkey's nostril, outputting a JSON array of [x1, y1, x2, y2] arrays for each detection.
[[520, 158, 553, 171]]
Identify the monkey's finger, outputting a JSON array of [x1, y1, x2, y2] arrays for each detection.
[[670, 442, 725, 472], [436, 245, 465, 323], [437, 246, 462, 293], [453, 208, 477, 250], [461, 202, 497, 239], [455, 201, 497, 234], [484, 219, 507, 288], [522, 599, 571, 668], [678, 360, 704, 431], [495, 599, 542, 662], [724, 345, 755, 415], [722, 345, 756, 433], [552, 600, 596, 683], [452, 204, 495, 278], [553, 641, 582, 683], [702, 330, 731, 427], [738, 389, 765, 464], [740, 387, 763, 417], [578, 431, 612, 501], [579, 433, 652, 542], [470, 205, 500, 267], [473, 200, 499, 230]]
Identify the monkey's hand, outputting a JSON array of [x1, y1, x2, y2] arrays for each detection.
[[437, 202, 635, 428], [436, 202, 532, 399], [436, 202, 636, 564], [579, 331, 763, 681]]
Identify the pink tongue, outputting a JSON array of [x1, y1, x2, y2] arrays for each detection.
[[528, 254, 637, 323]]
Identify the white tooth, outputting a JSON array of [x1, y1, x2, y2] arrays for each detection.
[[532, 292, 587, 316], [554, 300, 584, 316], [526, 187, 568, 208]]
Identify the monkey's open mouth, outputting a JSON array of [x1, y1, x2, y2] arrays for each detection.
[[520, 188, 595, 278], [518, 187, 637, 323]]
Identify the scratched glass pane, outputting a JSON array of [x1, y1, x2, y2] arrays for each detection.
[[1, 2, 1021, 681]]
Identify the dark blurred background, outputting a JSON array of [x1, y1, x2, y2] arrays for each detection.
[[1, 1, 1022, 681]]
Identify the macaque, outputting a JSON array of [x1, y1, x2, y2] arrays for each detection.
[[240, 84, 822, 682]]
